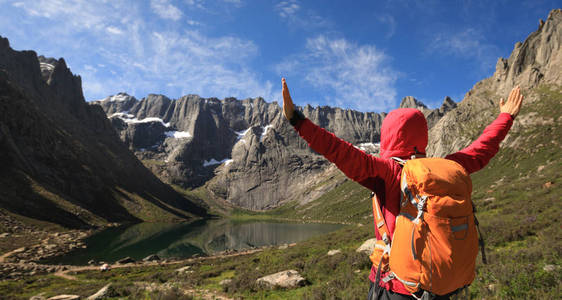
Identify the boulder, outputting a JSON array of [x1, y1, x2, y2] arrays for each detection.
[[47, 295, 80, 300], [29, 294, 46, 300], [543, 264, 558, 272], [100, 264, 110, 272], [175, 266, 192, 274], [327, 249, 341, 256], [116, 257, 135, 264], [142, 254, 160, 262], [219, 279, 232, 286], [87, 284, 117, 300], [256, 270, 306, 289], [356, 238, 377, 254]]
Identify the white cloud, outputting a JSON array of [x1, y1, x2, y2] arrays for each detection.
[[278, 36, 397, 112], [5, 0, 273, 101], [186, 19, 201, 26], [276, 0, 300, 18], [275, 0, 328, 30], [185, 0, 205, 9], [106, 26, 124, 35], [428, 28, 500, 74], [377, 14, 396, 38], [151, 0, 183, 21]]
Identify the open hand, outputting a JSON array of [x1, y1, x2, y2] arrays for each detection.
[[500, 86, 524, 117], [282, 78, 295, 120]]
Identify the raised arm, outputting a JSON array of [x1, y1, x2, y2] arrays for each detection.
[[446, 86, 524, 173], [282, 78, 394, 185]]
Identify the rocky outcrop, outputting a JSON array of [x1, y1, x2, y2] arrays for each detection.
[[399, 96, 457, 128], [93, 74, 459, 211], [492, 9, 562, 94], [256, 270, 306, 289], [0, 35, 207, 228], [428, 9, 562, 157], [356, 238, 377, 255], [92, 94, 392, 210]]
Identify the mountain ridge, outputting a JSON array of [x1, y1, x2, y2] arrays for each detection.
[[0, 36, 208, 229]]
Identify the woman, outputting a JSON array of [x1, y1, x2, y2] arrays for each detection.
[[281, 78, 523, 299]]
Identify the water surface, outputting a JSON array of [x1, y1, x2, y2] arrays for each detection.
[[46, 219, 344, 265]]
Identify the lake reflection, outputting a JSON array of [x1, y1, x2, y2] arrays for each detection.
[[46, 220, 344, 265]]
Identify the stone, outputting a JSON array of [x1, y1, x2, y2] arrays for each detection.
[[116, 257, 135, 264], [142, 254, 160, 262], [327, 249, 341, 256], [87, 283, 117, 300], [0, 232, 9, 238], [47, 295, 80, 300], [87, 260, 96, 265], [175, 266, 192, 274], [543, 264, 558, 272], [543, 181, 554, 188], [219, 279, 232, 286], [100, 264, 110, 272], [29, 293, 47, 300], [356, 238, 377, 255], [256, 270, 306, 289]]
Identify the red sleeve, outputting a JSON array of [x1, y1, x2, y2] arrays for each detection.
[[446, 113, 514, 174], [294, 119, 393, 187]]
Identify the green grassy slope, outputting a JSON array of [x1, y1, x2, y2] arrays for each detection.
[[467, 85, 561, 299]]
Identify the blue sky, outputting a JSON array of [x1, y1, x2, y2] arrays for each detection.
[[0, 1, 558, 112]]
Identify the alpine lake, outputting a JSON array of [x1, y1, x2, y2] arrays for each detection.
[[44, 219, 345, 265]]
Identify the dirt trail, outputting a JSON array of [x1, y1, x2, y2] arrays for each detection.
[[53, 247, 265, 280], [0, 247, 26, 263]]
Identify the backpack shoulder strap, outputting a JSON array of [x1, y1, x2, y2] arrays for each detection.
[[372, 192, 391, 245]]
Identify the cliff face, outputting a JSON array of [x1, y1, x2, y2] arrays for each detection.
[[92, 93, 395, 210], [427, 9, 562, 157], [0, 36, 207, 228]]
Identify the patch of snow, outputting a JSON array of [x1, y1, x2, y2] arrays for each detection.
[[355, 142, 380, 153], [105, 94, 131, 102], [122, 117, 171, 127], [165, 131, 192, 139], [224, 159, 233, 165], [203, 158, 232, 167], [235, 128, 250, 140], [261, 124, 273, 141], [110, 112, 135, 119]]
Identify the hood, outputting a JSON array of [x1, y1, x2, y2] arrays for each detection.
[[380, 108, 428, 159]]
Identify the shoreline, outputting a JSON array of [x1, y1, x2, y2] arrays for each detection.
[[0, 215, 351, 281]]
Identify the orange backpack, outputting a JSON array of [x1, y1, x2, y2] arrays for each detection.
[[369, 157, 486, 297]]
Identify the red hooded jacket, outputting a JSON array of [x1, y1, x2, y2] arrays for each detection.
[[294, 108, 514, 295]]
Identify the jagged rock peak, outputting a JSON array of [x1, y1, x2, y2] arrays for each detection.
[[440, 96, 456, 110], [399, 96, 427, 109], [493, 8, 562, 93], [98, 92, 137, 103]]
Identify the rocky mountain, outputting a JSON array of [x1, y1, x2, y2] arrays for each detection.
[[427, 8, 562, 157], [91, 95, 384, 210], [92, 86, 456, 211], [399, 95, 457, 128], [0, 36, 207, 229]]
